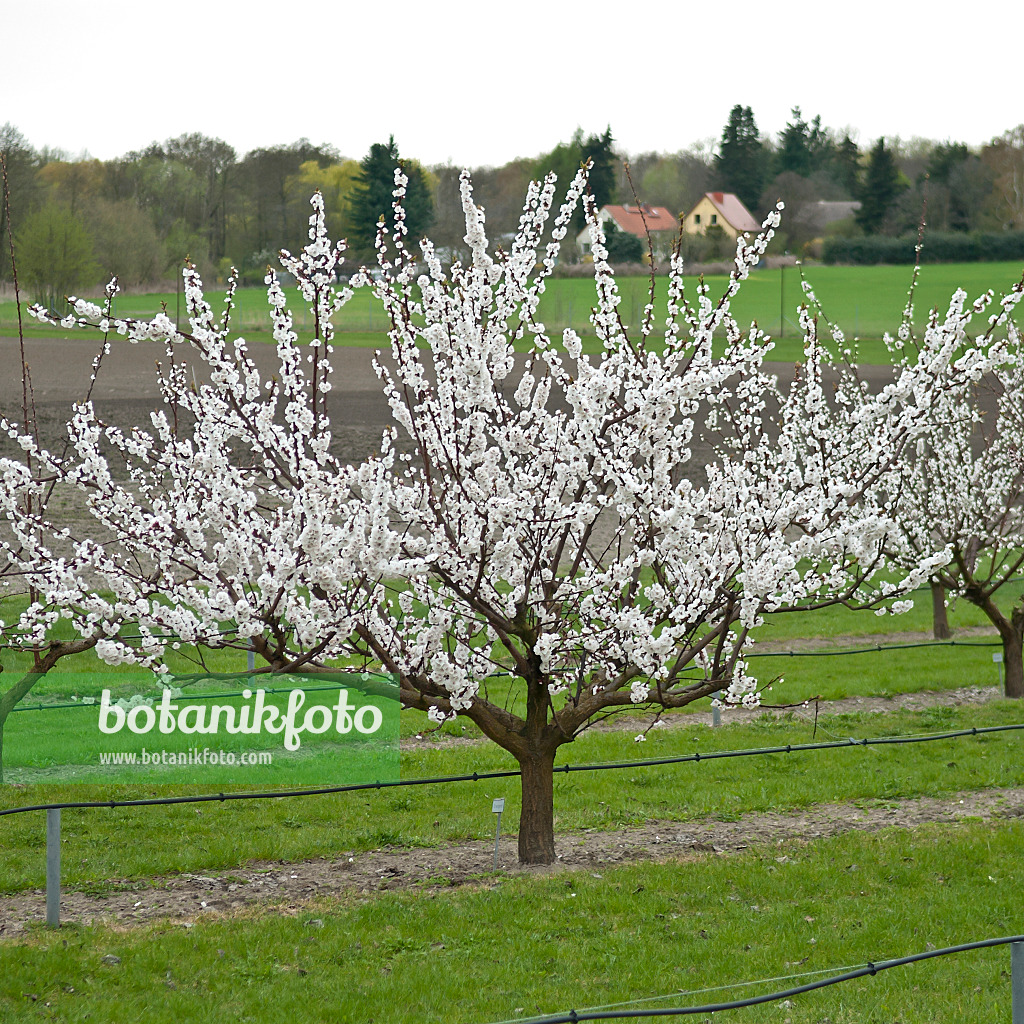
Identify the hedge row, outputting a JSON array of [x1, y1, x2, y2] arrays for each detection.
[[823, 231, 1024, 266]]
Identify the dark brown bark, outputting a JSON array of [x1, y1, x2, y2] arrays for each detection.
[[0, 671, 45, 785], [1003, 607, 1024, 699], [964, 589, 1024, 699], [516, 745, 557, 864], [931, 580, 951, 640]]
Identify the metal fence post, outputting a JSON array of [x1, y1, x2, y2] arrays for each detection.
[[492, 798, 505, 871], [1013, 942, 1024, 1023], [712, 692, 721, 728], [46, 808, 61, 928]]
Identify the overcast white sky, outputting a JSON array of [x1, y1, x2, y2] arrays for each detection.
[[4, 0, 1013, 167]]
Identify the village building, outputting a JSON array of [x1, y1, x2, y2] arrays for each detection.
[[682, 192, 760, 239], [576, 203, 677, 260]]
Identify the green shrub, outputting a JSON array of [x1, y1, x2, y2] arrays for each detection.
[[824, 229, 1024, 265]]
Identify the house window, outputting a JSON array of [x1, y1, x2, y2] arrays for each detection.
[[694, 214, 701, 225], [711, 214, 718, 225]]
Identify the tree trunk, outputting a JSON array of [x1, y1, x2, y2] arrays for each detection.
[[0, 671, 46, 784], [931, 580, 951, 640], [1003, 607, 1024, 699], [964, 592, 1024, 699], [517, 746, 557, 865]]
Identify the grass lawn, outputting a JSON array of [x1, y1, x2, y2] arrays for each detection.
[[1, 818, 1020, 1022], [2, 592, 1022, 1020], [4, 260, 1023, 362], [751, 575, 1024, 643], [2, 701, 1022, 893], [535, 261, 1024, 360]]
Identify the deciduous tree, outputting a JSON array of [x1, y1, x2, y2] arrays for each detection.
[[982, 125, 1024, 229], [867, 278, 1024, 693], [22, 176, 991, 863], [0, 125, 40, 282], [354, 169, 968, 863], [14, 202, 97, 308]]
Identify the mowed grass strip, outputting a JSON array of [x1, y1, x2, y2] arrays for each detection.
[[1, 702, 1021, 894], [2, 819, 1021, 1023], [751, 576, 1023, 643], [5, 261, 1022, 359]]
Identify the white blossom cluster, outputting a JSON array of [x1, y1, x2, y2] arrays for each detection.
[[347, 168, 988, 741]]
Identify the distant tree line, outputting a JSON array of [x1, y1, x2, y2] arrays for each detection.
[[710, 105, 1021, 256], [3, 111, 1024, 303]]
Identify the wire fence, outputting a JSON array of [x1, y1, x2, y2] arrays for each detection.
[[485, 935, 1024, 1022], [746, 636, 1002, 658], [2, 719, 1021, 819], [5, 702, 1023, 964]]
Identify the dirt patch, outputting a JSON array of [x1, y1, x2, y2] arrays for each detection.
[[2, 784, 1021, 938], [751, 624, 999, 654]]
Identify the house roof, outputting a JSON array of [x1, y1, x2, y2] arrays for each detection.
[[691, 192, 760, 233], [603, 203, 677, 238]]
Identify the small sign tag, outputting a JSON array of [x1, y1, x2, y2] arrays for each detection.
[[994, 652, 1004, 664], [492, 798, 505, 814]]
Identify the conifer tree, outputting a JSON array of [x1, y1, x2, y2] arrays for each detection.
[[832, 134, 862, 198], [855, 137, 904, 234], [774, 107, 813, 178], [348, 136, 433, 254], [714, 105, 765, 211]]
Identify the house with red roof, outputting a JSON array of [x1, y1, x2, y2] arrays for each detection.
[[682, 192, 760, 239], [576, 203, 678, 260]]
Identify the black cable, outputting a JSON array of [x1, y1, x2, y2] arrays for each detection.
[[505, 934, 1024, 1022], [747, 638, 1002, 658], [1, 722, 1021, 818]]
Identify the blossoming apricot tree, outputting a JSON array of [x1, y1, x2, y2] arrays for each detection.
[[348, 170, 972, 862], [0, 320, 117, 782], [15, 174, 994, 861], [14, 202, 398, 687]]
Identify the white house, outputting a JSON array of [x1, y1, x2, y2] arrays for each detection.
[[681, 192, 760, 239]]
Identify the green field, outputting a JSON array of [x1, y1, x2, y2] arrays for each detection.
[[4, 260, 1023, 363], [2, 702, 1023, 1021], [3, 592, 1022, 1019], [1, 699, 1021, 891], [2, 820, 1021, 1023]]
